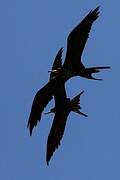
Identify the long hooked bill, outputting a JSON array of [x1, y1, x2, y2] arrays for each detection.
[[48, 69, 58, 73]]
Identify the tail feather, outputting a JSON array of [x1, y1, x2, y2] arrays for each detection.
[[71, 90, 84, 106], [87, 66, 110, 73], [75, 109, 88, 117], [86, 66, 110, 80], [70, 91, 87, 117]]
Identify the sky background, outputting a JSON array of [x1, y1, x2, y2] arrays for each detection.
[[0, 0, 119, 179]]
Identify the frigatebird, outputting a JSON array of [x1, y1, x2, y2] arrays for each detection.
[[45, 48, 87, 165], [27, 6, 110, 135]]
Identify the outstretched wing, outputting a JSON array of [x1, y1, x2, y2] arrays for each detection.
[[47, 65, 68, 164], [46, 106, 69, 165], [27, 48, 63, 136], [50, 47, 66, 108], [27, 81, 54, 136], [50, 48, 63, 80], [63, 6, 100, 70]]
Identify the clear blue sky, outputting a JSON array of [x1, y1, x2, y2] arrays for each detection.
[[0, 0, 119, 179]]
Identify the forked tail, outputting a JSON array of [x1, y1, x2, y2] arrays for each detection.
[[86, 66, 111, 80], [70, 91, 87, 117]]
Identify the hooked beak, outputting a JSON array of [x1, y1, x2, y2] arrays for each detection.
[[48, 69, 57, 73]]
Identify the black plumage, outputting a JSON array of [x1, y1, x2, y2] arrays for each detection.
[[45, 49, 87, 164], [27, 6, 110, 138]]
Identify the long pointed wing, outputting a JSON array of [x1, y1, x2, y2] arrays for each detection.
[[50, 48, 63, 80], [63, 7, 100, 70], [47, 67, 68, 164], [50, 47, 66, 107], [47, 47, 68, 164], [46, 107, 69, 165], [27, 81, 54, 136], [27, 48, 63, 136]]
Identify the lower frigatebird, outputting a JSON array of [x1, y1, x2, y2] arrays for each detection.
[[45, 48, 87, 165], [28, 44, 87, 165]]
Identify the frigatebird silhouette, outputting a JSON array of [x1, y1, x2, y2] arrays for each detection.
[[27, 6, 110, 136], [44, 48, 87, 165]]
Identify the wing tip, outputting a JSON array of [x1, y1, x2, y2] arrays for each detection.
[[93, 6, 100, 15], [27, 123, 33, 136], [60, 47, 64, 53], [58, 47, 64, 57], [77, 90, 84, 99], [89, 6, 100, 19], [80, 90, 84, 96], [46, 152, 52, 166], [46, 160, 49, 166]]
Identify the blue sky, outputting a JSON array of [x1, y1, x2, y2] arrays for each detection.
[[0, 0, 119, 179]]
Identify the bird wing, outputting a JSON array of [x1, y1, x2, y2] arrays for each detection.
[[50, 48, 63, 80], [50, 47, 66, 107], [63, 7, 99, 70], [27, 81, 54, 136], [27, 48, 63, 136], [46, 106, 69, 165], [47, 71, 68, 164], [54, 80, 67, 109]]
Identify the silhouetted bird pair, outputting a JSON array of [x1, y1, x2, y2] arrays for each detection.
[[27, 6, 110, 165]]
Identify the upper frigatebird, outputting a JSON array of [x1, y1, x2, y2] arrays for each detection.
[[27, 6, 110, 135], [49, 6, 110, 80]]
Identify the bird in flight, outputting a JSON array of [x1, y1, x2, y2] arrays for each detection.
[[44, 47, 87, 165], [27, 6, 110, 137]]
